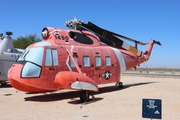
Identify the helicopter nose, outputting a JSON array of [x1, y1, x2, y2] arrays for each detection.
[[8, 64, 28, 91], [8, 64, 22, 82], [8, 64, 49, 93], [8, 76, 33, 92], [8, 64, 35, 92]]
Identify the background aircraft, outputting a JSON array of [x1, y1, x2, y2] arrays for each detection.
[[8, 19, 161, 102], [0, 32, 24, 85]]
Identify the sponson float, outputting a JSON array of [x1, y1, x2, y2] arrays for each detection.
[[8, 18, 161, 102]]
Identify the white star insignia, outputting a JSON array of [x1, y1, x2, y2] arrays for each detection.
[[105, 72, 110, 79]]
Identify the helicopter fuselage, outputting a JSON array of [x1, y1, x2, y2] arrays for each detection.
[[8, 27, 152, 93]]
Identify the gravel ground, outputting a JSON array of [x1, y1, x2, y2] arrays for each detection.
[[0, 76, 180, 120]]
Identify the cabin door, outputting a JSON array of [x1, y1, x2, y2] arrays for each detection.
[[43, 48, 59, 85]]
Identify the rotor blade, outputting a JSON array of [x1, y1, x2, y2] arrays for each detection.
[[81, 23, 143, 56], [79, 26, 110, 44], [81, 22, 123, 46], [110, 32, 146, 45], [87, 22, 146, 45], [80, 23, 124, 48]]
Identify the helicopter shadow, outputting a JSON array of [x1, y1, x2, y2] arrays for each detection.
[[24, 81, 156, 104]]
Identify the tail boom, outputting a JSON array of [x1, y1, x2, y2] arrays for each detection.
[[123, 39, 161, 70]]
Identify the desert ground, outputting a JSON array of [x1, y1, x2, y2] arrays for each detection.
[[0, 76, 180, 120]]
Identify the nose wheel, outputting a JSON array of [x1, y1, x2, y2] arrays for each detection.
[[116, 82, 123, 88], [80, 90, 89, 103]]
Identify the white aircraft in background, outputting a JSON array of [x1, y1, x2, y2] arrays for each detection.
[[0, 32, 24, 85]]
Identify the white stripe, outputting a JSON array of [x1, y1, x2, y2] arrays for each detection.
[[122, 42, 130, 50], [70, 45, 74, 52], [66, 56, 72, 71], [66, 45, 74, 71], [111, 48, 126, 73], [137, 50, 142, 56]]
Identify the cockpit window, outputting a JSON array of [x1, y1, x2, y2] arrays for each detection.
[[17, 48, 44, 66], [18, 49, 29, 60]]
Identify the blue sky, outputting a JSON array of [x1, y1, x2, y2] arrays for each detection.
[[1, 0, 180, 68]]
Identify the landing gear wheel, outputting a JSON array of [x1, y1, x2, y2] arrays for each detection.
[[80, 90, 89, 103], [118, 82, 123, 88], [116, 82, 123, 88]]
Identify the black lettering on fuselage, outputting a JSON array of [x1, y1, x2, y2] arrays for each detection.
[[55, 35, 69, 41], [126, 55, 135, 59]]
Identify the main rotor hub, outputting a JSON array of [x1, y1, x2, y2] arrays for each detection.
[[0, 33, 3, 37], [6, 32, 13, 39], [0, 32, 13, 39], [65, 18, 84, 30]]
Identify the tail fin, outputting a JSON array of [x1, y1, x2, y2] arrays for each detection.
[[153, 40, 162, 46], [144, 39, 162, 60], [124, 39, 162, 70], [0, 37, 14, 52]]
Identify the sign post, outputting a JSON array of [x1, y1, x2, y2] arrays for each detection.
[[142, 99, 162, 119]]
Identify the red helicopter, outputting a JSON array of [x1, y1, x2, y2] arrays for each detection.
[[8, 18, 161, 102]]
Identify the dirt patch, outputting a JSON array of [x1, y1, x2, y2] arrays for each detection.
[[0, 76, 179, 120]]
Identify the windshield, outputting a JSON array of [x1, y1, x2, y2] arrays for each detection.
[[17, 47, 44, 66]]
